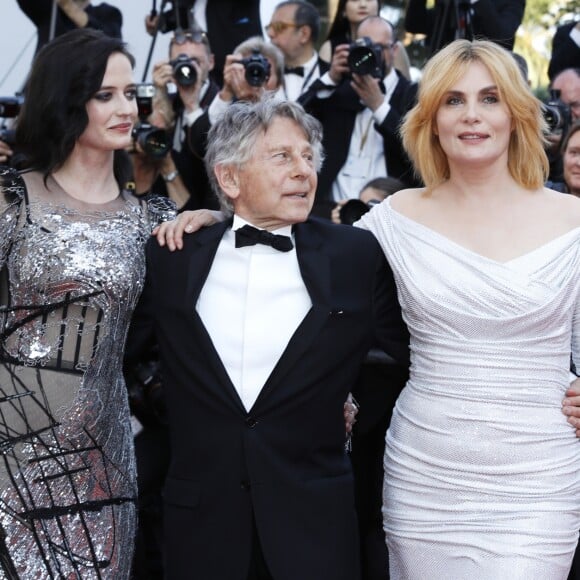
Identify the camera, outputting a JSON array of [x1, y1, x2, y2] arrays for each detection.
[[542, 89, 572, 134], [0, 95, 24, 119], [339, 199, 381, 226], [132, 84, 170, 159], [348, 37, 384, 79], [170, 53, 198, 87], [240, 50, 271, 87], [0, 129, 16, 146]]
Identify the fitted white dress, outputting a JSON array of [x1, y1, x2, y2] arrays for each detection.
[[357, 197, 580, 579]]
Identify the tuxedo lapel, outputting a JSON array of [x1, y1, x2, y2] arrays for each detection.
[[252, 221, 332, 408], [185, 219, 231, 305], [183, 219, 248, 413]]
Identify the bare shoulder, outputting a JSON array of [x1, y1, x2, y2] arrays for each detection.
[[542, 187, 580, 228], [388, 188, 427, 217]]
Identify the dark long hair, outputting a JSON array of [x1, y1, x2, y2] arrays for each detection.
[[325, 0, 382, 47], [15, 28, 135, 187]]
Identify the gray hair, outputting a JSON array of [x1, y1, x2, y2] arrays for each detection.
[[234, 35, 285, 90], [205, 96, 324, 214]]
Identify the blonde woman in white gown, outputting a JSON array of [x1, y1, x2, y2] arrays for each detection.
[[357, 39, 580, 579]]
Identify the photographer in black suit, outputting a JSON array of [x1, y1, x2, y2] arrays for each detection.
[[299, 16, 419, 220]]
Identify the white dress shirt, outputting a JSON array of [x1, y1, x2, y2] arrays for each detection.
[[196, 216, 312, 411], [283, 51, 321, 102]]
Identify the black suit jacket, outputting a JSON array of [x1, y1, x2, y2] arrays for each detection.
[[204, 0, 262, 86], [299, 71, 420, 219], [134, 218, 409, 580], [17, 0, 122, 54], [548, 22, 580, 81], [404, 0, 525, 52]]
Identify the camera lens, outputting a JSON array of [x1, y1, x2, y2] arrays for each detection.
[[348, 37, 384, 78], [542, 104, 564, 133], [172, 56, 197, 87], [348, 46, 376, 76], [241, 50, 271, 88], [132, 124, 170, 159]]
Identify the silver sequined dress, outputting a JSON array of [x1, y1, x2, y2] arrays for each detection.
[[0, 167, 166, 579], [357, 197, 580, 579]]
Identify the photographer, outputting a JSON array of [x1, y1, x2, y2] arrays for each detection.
[[552, 68, 580, 124], [188, 36, 284, 161], [544, 68, 578, 182], [143, 28, 221, 211], [299, 16, 419, 220], [404, 0, 525, 54]]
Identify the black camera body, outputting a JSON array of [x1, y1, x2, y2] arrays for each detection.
[[240, 50, 271, 87], [170, 54, 198, 87], [542, 89, 572, 135], [132, 84, 170, 159], [339, 198, 381, 225], [0, 95, 23, 119], [348, 37, 384, 79]]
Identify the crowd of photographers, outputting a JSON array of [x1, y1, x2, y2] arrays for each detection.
[[1, 1, 579, 579]]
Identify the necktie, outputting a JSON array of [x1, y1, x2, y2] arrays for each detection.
[[284, 66, 305, 77], [235, 225, 294, 252]]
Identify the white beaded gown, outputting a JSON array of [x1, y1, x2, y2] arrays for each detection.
[[0, 167, 174, 579], [357, 197, 580, 579]]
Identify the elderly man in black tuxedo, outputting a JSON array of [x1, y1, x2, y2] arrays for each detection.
[[134, 97, 409, 580]]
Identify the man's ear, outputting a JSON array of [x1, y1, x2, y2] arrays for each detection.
[[214, 164, 240, 200], [298, 25, 310, 45]]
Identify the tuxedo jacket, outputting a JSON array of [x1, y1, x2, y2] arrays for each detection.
[[135, 218, 409, 580], [299, 71, 420, 219]]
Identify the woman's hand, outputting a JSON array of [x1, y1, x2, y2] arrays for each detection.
[[153, 209, 224, 251]]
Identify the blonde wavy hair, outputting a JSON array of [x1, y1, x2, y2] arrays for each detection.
[[401, 39, 549, 190]]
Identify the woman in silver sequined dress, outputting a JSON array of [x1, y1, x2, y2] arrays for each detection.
[[0, 29, 171, 578]]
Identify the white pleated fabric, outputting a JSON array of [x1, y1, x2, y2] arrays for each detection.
[[357, 197, 580, 579]]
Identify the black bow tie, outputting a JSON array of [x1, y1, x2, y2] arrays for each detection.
[[235, 225, 294, 252], [284, 65, 305, 77]]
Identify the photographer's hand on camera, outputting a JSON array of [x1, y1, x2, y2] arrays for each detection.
[[351, 72, 385, 112], [220, 53, 265, 103], [328, 44, 350, 84]]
